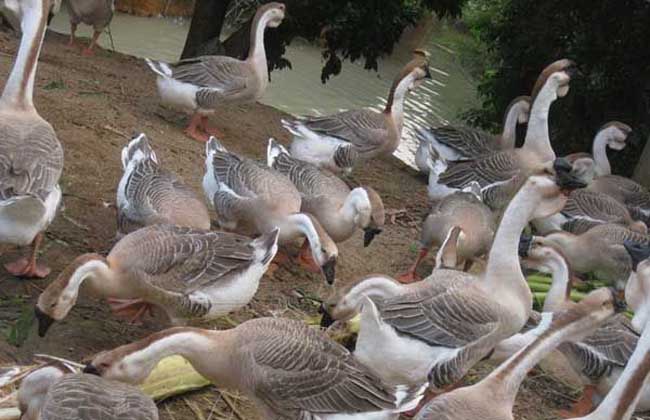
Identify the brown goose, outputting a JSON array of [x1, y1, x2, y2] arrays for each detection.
[[414, 95, 531, 173], [0, 0, 64, 278], [284, 52, 432, 173], [64, 0, 115, 56], [587, 175, 650, 227], [267, 138, 385, 247], [84, 318, 426, 419], [413, 288, 622, 420], [18, 365, 158, 420], [145, 3, 285, 142], [116, 133, 210, 237], [34, 224, 279, 336]]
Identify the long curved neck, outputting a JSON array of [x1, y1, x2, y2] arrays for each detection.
[[591, 130, 612, 176], [584, 311, 650, 420], [500, 104, 523, 149], [247, 9, 271, 63], [384, 72, 415, 122], [283, 213, 332, 263], [340, 188, 371, 228], [1, 0, 48, 111], [61, 254, 115, 297], [541, 256, 571, 312], [344, 276, 404, 310], [523, 82, 557, 162]]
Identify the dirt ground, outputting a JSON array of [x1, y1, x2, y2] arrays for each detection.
[[0, 30, 637, 420]]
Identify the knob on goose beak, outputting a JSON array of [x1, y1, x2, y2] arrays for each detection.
[[83, 363, 101, 376], [35, 306, 55, 338], [319, 303, 335, 328], [321, 258, 336, 285], [363, 227, 383, 247], [518, 234, 533, 258], [623, 240, 650, 271], [553, 157, 587, 191], [609, 287, 628, 313]]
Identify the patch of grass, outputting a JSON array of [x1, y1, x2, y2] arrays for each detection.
[[5, 302, 34, 347], [43, 79, 65, 90]]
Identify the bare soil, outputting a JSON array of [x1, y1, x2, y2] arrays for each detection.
[[0, 30, 637, 419]]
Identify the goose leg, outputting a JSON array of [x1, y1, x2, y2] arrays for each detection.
[[4, 233, 51, 278], [185, 113, 210, 142], [296, 240, 321, 273], [199, 116, 225, 139], [558, 385, 596, 418], [81, 30, 101, 56], [106, 298, 154, 324], [67, 22, 77, 47], [397, 248, 428, 283]]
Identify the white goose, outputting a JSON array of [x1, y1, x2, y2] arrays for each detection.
[[0, 0, 64, 278], [565, 122, 631, 177]]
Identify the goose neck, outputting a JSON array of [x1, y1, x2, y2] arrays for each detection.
[[340, 188, 371, 229], [500, 103, 523, 149], [344, 276, 404, 310], [247, 9, 271, 67], [541, 258, 571, 312], [592, 130, 613, 176], [384, 72, 415, 128], [59, 254, 115, 298], [523, 83, 556, 162], [1, 0, 48, 111]]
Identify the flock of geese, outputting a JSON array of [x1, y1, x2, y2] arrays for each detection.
[[3, 0, 650, 419]]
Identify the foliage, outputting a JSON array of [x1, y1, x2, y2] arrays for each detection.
[[462, 0, 650, 175]]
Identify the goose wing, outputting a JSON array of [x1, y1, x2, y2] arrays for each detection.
[[300, 109, 387, 154], [429, 126, 497, 158], [562, 190, 630, 224], [169, 56, 249, 96], [271, 151, 348, 199], [438, 151, 519, 189], [245, 318, 402, 417]]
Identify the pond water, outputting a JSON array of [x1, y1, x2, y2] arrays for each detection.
[[49, 11, 478, 167]]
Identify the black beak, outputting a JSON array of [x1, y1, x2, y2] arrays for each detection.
[[363, 228, 382, 247], [609, 287, 627, 313], [623, 240, 650, 271], [424, 66, 432, 79], [519, 234, 533, 258], [319, 303, 335, 328], [565, 64, 581, 78], [83, 363, 101, 376], [321, 258, 336, 285], [554, 157, 587, 191], [35, 306, 55, 338]]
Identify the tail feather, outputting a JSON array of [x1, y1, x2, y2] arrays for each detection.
[[254, 228, 280, 265], [121, 133, 157, 169], [267, 138, 290, 168], [145, 58, 172, 78], [394, 382, 429, 413], [206, 136, 228, 156], [280, 118, 303, 137]]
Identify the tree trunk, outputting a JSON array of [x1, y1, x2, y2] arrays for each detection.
[[180, 0, 232, 59], [633, 136, 650, 188]]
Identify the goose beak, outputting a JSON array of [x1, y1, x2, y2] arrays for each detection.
[[623, 240, 650, 271], [83, 363, 101, 376], [363, 228, 382, 247], [319, 303, 335, 328], [609, 287, 627, 313], [553, 157, 587, 192], [321, 258, 336, 285], [424, 66, 432, 79], [35, 307, 55, 338], [518, 234, 533, 258]]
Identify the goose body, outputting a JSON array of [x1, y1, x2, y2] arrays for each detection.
[[427, 60, 576, 201], [0, 0, 64, 278], [267, 139, 385, 245], [116, 133, 210, 237], [587, 175, 650, 225], [322, 175, 569, 390], [145, 3, 285, 141], [86, 318, 425, 420], [414, 96, 531, 173], [284, 54, 432, 173], [35, 224, 279, 334], [202, 137, 338, 283], [18, 366, 157, 420], [64, 0, 114, 55]]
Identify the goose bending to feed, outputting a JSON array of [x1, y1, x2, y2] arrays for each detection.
[[18, 365, 158, 420], [414, 96, 531, 173], [565, 241, 650, 420], [535, 223, 650, 290], [145, 3, 285, 142], [84, 317, 426, 420], [284, 52, 432, 173], [413, 288, 623, 420], [586, 175, 650, 226], [0, 0, 64, 278], [565, 122, 631, 177], [116, 133, 210, 237], [320, 174, 577, 407], [34, 224, 279, 336], [63, 0, 114, 56], [267, 139, 385, 247], [518, 238, 639, 417], [202, 137, 338, 284], [398, 185, 496, 282], [427, 59, 577, 200]]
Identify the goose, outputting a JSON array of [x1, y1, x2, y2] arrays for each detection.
[[534, 189, 648, 235], [413, 288, 623, 420], [84, 317, 426, 420], [398, 184, 496, 283], [586, 175, 650, 226], [565, 241, 650, 419], [18, 365, 158, 420], [565, 122, 631, 177], [34, 224, 279, 336], [534, 223, 650, 290], [319, 174, 572, 401], [145, 3, 285, 142], [267, 138, 385, 247], [414, 95, 531, 173], [427, 59, 577, 201], [0, 0, 64, 278], [63, 0, 114, 56], [202, 137, 338, 284], [116, 133, 210, 238], [518, 238, 639, 417], [283, 52, 432, 173]]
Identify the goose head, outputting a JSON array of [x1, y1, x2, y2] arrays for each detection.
[[259, 2, 285, 28], [518, 175, 569, 221], [362, 186, 385, 247], [599, 121, 632, 151], [18, 365, 68, 420], [518, 237, 568, 274], [569, 287, 626, 332], [508, 95, 532, 124], [84, 347, 149, 385], [531, 59, 579, 101], [405, 49, 432, 91]]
